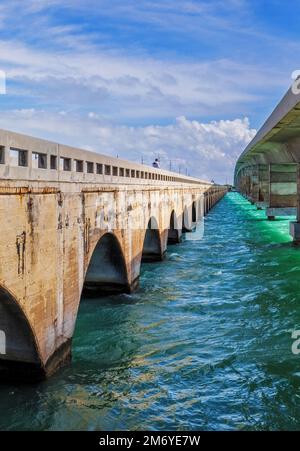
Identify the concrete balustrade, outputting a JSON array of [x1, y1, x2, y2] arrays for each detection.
[[0, 129, 209, 186]]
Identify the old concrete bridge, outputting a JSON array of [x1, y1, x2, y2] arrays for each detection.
[[235, 82, 300, 242], [0, 129, 227, 381]]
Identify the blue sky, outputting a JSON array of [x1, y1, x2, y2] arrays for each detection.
[[0, 0, 298, 182]]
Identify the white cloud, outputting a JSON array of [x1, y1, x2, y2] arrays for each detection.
[[0, 36, 286, 124], [0, 0, 288, 125], [0, 108, 256, 183], [0, 0, 288, 183]]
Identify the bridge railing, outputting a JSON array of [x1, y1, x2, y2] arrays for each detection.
[[0, 129, 212, 187]]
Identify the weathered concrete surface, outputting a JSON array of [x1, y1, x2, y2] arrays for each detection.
[[0, 129, 227, 380]]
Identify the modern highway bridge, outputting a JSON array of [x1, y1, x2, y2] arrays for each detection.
[[0, 129, 227, 381], [235, 82, 300, 241]]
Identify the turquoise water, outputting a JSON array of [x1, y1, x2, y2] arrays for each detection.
[[2, 192, 300, 430]]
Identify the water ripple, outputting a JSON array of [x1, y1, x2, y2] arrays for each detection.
[[1, 193, 300, 430]]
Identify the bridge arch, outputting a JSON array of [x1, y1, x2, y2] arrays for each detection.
[[0, 285, 42, 381], [84, 232, 130, 294], [142, 217, 163, 262], [168, 210, 181, 244]]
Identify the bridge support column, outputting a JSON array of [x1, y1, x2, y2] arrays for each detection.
[[168, 211, 182, 244], [245, 167, 251, 201], [266, 164, 297, 220], [167, 229, 182, 244], [204, 193, 208, 216], [249, 165, 262, 205], [238, 166, 251, 199], [247, 165, 257, 204], [255, 164, 269, 209], [142, 219, 165, 262], [207, 192, 210, 212], [290, 164, 300, 243]]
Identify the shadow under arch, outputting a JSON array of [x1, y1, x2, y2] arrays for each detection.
[[142, 217, 163, 262], [192, 201, 197, 223], [84, 232, 130, 295], [168, 210, 181, 245], [181, 205, 192, 233], [0, 286, 43, 381]]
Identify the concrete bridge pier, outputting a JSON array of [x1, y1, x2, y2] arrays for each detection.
[[204, 192, 208, 216], [244, 165, 256, 204], [167, 210, 182, 244], [250, 164, 264, 209], [290, 164, 300, 243], [182, 201, 197, 232], [209, 192, 212, 211], [266, 163, 297, 220], [203, 191, 210, 217], [237, 167, 251, 200], [255, 164, 269, 210], [240, 163, 297, 219], [142, 217, 166, 262]]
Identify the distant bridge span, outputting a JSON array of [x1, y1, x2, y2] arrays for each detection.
[[0, 129, 227, 380]]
